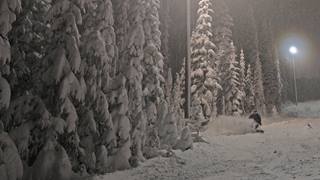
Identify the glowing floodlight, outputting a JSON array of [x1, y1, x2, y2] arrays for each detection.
[[289, 46, 298, 55]]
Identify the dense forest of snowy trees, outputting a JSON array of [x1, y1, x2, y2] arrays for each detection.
[[0, 0, 286, 179]]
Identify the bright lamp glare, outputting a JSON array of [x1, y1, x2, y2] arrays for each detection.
[[289, 46, 298, 54]]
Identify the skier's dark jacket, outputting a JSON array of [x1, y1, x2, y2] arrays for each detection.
[[249, 112, 262, 125]]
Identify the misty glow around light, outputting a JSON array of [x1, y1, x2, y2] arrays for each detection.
[[289, 46, 298, 55], [278, 32, 313, 61]]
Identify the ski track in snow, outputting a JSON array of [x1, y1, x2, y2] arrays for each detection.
[[98, 118, 320, 180]]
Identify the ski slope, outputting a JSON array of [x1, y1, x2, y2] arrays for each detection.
[[98, 117, 320, 180]]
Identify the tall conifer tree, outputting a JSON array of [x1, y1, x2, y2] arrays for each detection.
[[190, 0, 219, 125]]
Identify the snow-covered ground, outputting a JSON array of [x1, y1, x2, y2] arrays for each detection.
[[282, 100, 320, 118], [97, 116, 320, 180]]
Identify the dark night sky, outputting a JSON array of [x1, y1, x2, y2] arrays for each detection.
[[276, 0, 320, 78], [228, 0, 320, 78]]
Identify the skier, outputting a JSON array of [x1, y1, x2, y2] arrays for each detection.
[[249, 110, 261, 125], [249, 110, 264, 133]]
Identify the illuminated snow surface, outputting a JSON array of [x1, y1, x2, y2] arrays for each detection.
[[97, 116, 320, 180]]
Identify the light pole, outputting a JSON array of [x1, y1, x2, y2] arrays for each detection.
[[185, 0, 191, 118], [289, 46, 298, 105]]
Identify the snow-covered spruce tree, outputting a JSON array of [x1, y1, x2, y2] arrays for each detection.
[[0, 0, 21, 113], [108, 77, 132, 171], [172, 72, 185, 134], [5, 1, 53, 166], [42, 0, 87, 170], [98, 0, 118, 81], [80, 0, 118, 173], [0, 1, 24, 178], [142, 0, 170, 156], [29, 139, 75, 180], [172, 59, 188, 136], [164, 68, 186, 144], [190, 0, 219, 127], [241, 3, 265, 114], [8, 0, 50, 99], [189, 91, 205, 133], [119, 0, 146, 165], [2, 94, 52, 166], [212, 0, 234, 115], [143, 0, 177, 154], [253, 54, 265, 114], [112, 0, 129, 74], [238, 49, 246, 112], [223, 42, 243, 115], [0, 122, 23, 180], [213, 0, 233, 53], [258, 19, 282, 115], [159, 68, 179, 149], [2, 3, 90, 178], [0, 1, 74, 178], [244, 64, 255, 113]]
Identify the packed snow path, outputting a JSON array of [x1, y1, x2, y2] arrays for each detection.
[[99, 118, 320, 180]]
